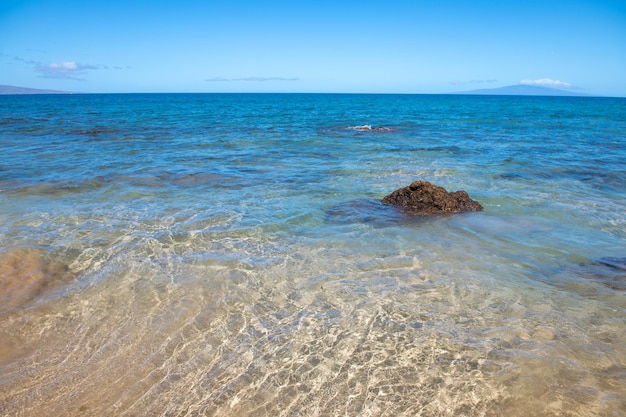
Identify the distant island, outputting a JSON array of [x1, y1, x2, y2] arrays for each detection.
[[453, 84, 589, 97], [0, 85, 79, 95], [0, 83, 594, 97]]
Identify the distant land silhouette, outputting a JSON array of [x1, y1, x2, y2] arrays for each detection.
[[1, 83, 593, 96], [0, 85, 78, 95], [454, 84, 589, 97]]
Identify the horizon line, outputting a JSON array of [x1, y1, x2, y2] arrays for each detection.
[[0, 85, 619, 98]]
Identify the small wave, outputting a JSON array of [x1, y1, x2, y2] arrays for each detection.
[[346, 125, 396, 132], [349, 124, 372, 131]]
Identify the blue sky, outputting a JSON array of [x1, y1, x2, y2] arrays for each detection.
[[1, 0, 625, 95]]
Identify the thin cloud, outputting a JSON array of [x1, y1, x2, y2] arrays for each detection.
[[15, 56, 104, 80], [519, 78, 572, 88], [205, 76, 299, 82], [38, 61, 99, 79], [450, 79, 498, 86]]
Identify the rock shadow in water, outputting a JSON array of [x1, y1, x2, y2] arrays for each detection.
[[325, 198, 428, 227]]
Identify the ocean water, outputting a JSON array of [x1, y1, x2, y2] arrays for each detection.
[[0, 93, 625, 416]]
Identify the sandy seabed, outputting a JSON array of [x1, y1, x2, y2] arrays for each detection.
[[1, 243, 625, 417]]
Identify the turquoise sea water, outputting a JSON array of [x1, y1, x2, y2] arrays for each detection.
[[1, 93, 625, 416]]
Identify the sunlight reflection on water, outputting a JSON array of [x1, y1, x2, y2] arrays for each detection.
[[1, 94, 625, 416]]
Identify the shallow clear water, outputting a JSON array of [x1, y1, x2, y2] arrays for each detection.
[[1, 93, 625, 416]]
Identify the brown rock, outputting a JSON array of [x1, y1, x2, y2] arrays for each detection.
[[0, 249, 72, 311], [382, 180, 483, 215]]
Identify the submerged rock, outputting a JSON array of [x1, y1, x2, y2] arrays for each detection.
[[588, 257, 626, 290], [0, 249, 73, 311], [382, 180, 483, 215], [596, 257, 626, 272]]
